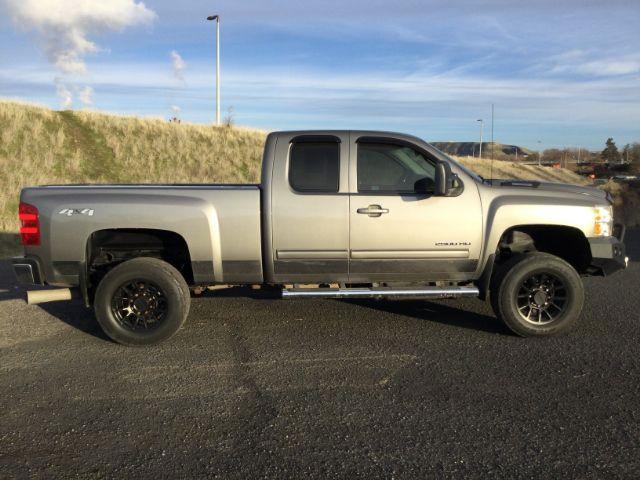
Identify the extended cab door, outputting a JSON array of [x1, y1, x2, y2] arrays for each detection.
[[348, 133, 482, 282], [269, 133, 350, 283]]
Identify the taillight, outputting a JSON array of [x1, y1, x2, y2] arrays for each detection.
[[19, 202, 40, 246]]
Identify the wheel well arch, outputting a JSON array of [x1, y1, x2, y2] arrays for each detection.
[[496, 224, 592, 274], [85, 228, 194, 303]]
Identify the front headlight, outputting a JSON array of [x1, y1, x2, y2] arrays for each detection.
[[594, 206, 613, 237]]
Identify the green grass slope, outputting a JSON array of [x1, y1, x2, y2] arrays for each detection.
[[0, 100, 597, 258]]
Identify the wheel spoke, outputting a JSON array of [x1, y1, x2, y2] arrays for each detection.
[[516, 271, 568, 326], [549, 301, 563, 311], [111, 279, 168, 332], [123, 283, 137, 297]]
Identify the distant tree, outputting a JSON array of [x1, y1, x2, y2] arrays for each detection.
[[623, 144, 630, 163], [582, 150, 599, 163], [560, 148, 576, 168], [622, 143, 640, 163], [530, 151, 541, 164], [632, 143, 640, 163], [542, 149, 563, 163], [223, 106, 235, 127], [601, 138, 620, 164]]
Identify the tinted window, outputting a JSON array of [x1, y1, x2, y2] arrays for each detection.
[[289, 142, 340, 192], [357, 142, 436, 194]]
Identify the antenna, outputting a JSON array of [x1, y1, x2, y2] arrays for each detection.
[[490, 103, 495, 182]]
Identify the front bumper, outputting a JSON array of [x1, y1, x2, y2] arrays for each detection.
[[11, 256, 44, 285], [587, 224, 628, 276]]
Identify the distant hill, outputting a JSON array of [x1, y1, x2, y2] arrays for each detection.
[[431, 141, 534, 159]]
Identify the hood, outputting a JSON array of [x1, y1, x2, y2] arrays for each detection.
[[489, 179, 610, 202]]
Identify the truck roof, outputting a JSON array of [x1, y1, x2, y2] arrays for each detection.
[[269, 130, 427, 144]]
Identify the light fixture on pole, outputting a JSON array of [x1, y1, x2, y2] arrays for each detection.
[[476, 119, 484, 159], [206, 14, 221, 125]]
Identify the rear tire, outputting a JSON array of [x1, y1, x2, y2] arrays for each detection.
[[490, 252, 584, 337], [94, 257, 190, 346]]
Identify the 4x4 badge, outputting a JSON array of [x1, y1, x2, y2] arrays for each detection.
[[59, 208, 94, 217]]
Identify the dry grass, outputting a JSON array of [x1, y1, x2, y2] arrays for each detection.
[[73, 110, 264, 184], [455, 156, 590, 185], [2, 99, 631, 259]]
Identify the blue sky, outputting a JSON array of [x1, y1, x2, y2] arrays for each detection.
[[1, 0, 639, 150]]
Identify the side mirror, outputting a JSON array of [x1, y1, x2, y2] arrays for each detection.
[[434, 161, 454, 196]]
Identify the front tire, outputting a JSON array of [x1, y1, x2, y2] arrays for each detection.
[[490, 252, 584, 337], [94, 257, 191, 346]]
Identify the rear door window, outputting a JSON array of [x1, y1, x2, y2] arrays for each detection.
[[289, 141, 340, 193]]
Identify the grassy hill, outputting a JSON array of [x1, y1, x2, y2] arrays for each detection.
[[0, 100, 608, 258], [453, 156, 588, 185]]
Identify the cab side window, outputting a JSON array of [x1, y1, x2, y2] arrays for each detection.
[[289, 141, 340, 193], [357, 142, 436, 194]]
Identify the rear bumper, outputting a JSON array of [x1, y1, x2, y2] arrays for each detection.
[[587, 224, 628, 276], [11, 256, 44, 285]]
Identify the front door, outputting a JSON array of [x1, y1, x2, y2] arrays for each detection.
[[348, 134, 482, 282]]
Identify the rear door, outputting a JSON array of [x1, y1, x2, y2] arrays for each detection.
[[348, 134, 482, 282], [270, 133, 350, 283]]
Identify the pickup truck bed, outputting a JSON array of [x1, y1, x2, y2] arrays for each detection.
[[19, 184, 264, 286]]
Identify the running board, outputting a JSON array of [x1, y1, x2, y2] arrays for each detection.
[[282, 285, 479, 299]]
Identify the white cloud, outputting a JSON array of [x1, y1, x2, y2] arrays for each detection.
[[171, 105, 181, 114], [78, 86, 94, 107], [170, 51, 187, 83], [54, 78, 72, 108], [545, 51, 640, 77], [4, 0, 156, 74], [574, 60, 640, 77]]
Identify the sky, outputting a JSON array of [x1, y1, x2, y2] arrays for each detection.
[[0, 0, 639, 150]]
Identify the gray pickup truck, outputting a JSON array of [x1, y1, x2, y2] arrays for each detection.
[[13, 130, 627, 345]]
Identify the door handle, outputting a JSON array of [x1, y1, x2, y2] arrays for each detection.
[[357, 204, 389, 217]]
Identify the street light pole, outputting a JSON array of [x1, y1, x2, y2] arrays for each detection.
[[207, 15, 221, 125], [537, 140, 542, 166], [477, 119, 484, 159]]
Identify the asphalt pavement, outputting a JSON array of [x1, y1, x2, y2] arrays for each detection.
[[1, 231, 639, 478]]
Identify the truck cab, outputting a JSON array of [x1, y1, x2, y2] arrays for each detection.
[[263, 131, 482, 285]]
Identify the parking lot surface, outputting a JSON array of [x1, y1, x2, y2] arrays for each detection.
[[1, 231, 639, 478]]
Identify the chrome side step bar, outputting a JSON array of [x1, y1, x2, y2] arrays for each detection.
[[282, 286, 479, 299]]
